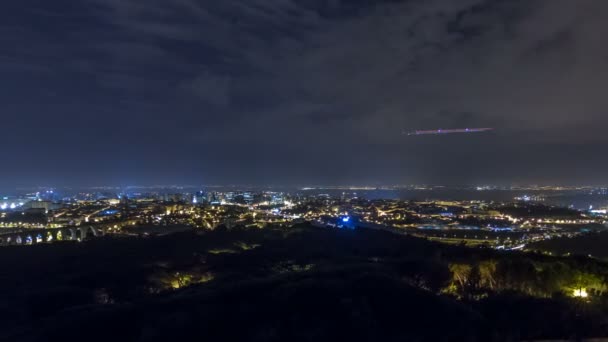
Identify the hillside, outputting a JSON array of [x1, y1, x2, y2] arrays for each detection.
[[528, 231, 608, 260], [2, 224, 608, 341]]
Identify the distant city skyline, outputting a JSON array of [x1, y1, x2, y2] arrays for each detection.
[[3, 182, 608, 194]]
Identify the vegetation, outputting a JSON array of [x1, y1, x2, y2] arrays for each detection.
[[528, 231, 608, 260], [2, 224, 608, 341]]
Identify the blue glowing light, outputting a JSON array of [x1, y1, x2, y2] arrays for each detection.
[[342, 216, 350, 223]]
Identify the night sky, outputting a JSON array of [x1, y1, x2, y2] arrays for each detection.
[[2, 0, 607, 188]]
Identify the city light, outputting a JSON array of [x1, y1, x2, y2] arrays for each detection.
[[573, 289, 588, 298]]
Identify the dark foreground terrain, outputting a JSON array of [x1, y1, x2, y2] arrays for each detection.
[[529, 231, 608, 261], [2, 224, 608, 341]]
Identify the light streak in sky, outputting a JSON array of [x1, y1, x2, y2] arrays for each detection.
[[405, 128, 494, 136]]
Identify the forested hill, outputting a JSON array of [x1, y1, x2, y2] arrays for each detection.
[[528, 231, 608, 260], [2, 224, 608, 341]]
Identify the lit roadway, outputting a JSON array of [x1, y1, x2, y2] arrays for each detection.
[[83, 206, 112, 222]]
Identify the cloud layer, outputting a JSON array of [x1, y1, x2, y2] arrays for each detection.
[[1, 0, 607, 186]]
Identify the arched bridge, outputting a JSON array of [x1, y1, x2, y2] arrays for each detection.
[[0, 226, 110, 246]]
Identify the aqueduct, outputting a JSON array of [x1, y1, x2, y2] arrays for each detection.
[[0, 225, 108, 246]]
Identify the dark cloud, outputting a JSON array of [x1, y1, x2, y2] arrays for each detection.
[[1, 0, 607, 188]]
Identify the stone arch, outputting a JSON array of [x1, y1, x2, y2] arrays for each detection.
[[25, 235, 33, 245], [59, 228, 73, 241], [76, 227, 85, 241], [78, 226, 99, 241], [8, 235, 20, 245], [68, 228, 77, 241], [89, 226, 100, 237]]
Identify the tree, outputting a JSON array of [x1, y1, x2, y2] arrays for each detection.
[[397, 260, 451, 293], [567, 270, 603, 298], [449, 263, 472, 295], [479, 260, 497, 290], [464, 263, 482, 299]]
